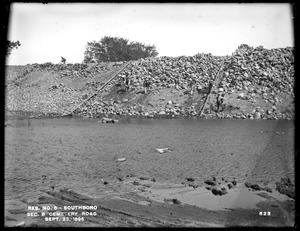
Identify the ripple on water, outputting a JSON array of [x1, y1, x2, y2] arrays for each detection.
[[5, 118, 294, 207]]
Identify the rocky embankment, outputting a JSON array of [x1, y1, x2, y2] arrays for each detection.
[[5, 45, 294, 120]]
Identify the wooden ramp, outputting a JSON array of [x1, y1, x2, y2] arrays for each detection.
[[62, 60, 132, 117], [198, 59, 228, 117]]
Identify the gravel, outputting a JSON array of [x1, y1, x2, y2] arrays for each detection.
[[5, 45, 294, 120]]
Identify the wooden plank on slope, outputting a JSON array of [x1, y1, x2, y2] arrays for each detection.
[[62, 60, 132, 116]]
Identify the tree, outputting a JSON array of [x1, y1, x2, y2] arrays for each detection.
[[6, 40, 21, 56], [83, 36, 158, 63]]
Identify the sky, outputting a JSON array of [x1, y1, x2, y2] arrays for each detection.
[[6, 3, 294, 65]]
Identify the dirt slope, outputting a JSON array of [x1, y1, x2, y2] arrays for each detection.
[[5, 45, 294, 120]]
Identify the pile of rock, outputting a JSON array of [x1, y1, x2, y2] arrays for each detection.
[[219, 45, 294, 103], [275, 178, 294, 199], [5, 44, 294, 119], [221, 45, 294, 92], [119, 54, 225, 94], [75, 54, 228, 118], [204, 177, 235, 196], [58, 63, 105, 79], [244, 182, 272, 193], [76, 45, 294, 119], [124, 45, 294, 99]]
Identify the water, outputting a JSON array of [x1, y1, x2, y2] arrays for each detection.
[[5, 118, 294, 211]]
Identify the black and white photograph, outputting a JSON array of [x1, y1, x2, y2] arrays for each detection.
[[4, 3, 295, 227]]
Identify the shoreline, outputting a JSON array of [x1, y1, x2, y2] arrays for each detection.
[[5, 176, 295, 227], [5, 109, 294, 121]]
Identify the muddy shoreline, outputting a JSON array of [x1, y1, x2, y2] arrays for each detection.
[[5, 175, 295, 227], [4, 109, 294, 122]]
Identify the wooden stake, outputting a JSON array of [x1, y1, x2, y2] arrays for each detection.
[[62, 60, 132, 116]]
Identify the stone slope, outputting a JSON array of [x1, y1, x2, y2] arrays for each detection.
[[5, 45, 294, 120]]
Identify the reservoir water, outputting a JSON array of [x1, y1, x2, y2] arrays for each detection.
[[5, 118, 294, 211]]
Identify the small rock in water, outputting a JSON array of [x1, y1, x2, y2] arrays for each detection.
[[156, 148, 170, 153], [186, 177, 195, 182], [263, 187, 272, 193], [221, 189, 228, 195], [204, 179, 217, 186], [100, 117, 119, 123], [232, 180, 237, 186], [251, 184, 262, 191], [172, 198, 181, 204], [211, 187, 227, 196], [189, 184, 199, 189], [245, 182, 261, 191], [117, 158, 126, 162], [164, 198, 181, 205], [245, 182, 253, 188]]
